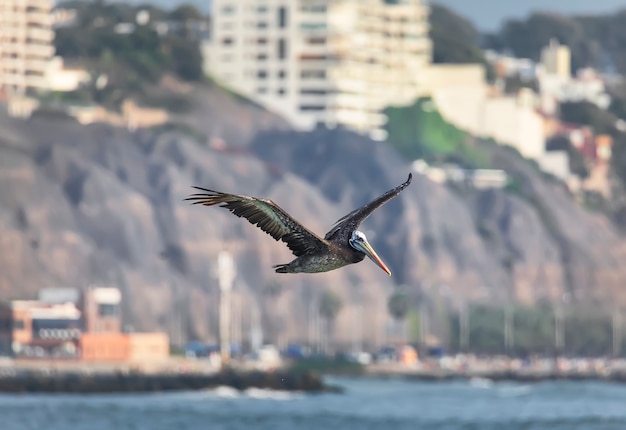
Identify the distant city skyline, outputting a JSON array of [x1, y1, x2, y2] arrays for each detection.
[[126, 0, 626, 32]]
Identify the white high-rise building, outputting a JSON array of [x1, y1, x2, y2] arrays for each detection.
[[205, 0, 431, 138], [0, 0, 56, 95]]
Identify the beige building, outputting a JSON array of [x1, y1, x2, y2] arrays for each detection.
[[425, 64, 547, 161], [328, 0, 431, 138], [205, 0, 431, 138], [540, 38, 571, 80], [0, 0, 55, 95]]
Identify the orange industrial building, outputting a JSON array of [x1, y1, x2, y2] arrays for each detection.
[[81, 332, 169, 363], [0, 287, 169, 362]]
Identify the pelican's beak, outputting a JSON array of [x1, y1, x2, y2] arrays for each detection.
[[356, 239, 392, 276]]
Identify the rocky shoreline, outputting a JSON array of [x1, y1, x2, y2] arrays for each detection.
[[0, 369, 336, 394]]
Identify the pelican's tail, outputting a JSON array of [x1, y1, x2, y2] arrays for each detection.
[[273, 264, 289, 274]]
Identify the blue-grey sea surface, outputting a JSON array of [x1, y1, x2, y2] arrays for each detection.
[[1, 377, 626, 430]]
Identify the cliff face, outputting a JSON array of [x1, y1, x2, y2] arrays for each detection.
[[0, 85, 625, 346]]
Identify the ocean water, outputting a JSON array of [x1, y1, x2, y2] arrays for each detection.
[[2, 376, 626, 430]]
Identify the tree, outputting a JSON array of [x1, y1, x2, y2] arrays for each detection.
[[261, 281, 283, 345], [429, 5, 494, 80], [168, 4, 204, 21], [166, 37, 204, 81], [486, 11, 626, 75], [559, 101, 617, 135], [319, 290, 342, 322], [387, 291, 409, 321], [318, 289, 342, 353], [429, 5, 483, 64]]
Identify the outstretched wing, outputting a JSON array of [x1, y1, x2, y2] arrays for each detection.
[[324, 173, 412, 241], [186, 187, 328, 257]]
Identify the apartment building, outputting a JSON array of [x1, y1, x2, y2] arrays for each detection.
[[0, 0, 55, 95], [205, 0, 431, 138]]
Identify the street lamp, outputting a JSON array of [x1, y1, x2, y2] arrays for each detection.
[[218, 251, 235, 367]]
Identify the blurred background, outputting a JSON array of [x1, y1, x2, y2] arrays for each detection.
[[2, 0, 626, 429]]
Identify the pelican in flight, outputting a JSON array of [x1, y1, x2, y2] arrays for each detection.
[[186, 173, 412, 275]]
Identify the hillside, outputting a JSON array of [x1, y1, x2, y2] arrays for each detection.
[[1, 81, 626, 347]]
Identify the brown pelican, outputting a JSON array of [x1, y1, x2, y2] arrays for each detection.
[[186, 173, 412, 275]]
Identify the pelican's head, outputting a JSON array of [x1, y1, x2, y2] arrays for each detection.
[[349, 230, 391, 276]]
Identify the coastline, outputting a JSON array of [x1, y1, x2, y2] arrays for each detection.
[[0, 368, 333, 394], [3, 356, 626, 394]]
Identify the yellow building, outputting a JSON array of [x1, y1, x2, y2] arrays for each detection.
[[0, 0, 55, 95], [540, 38, 571, 80]]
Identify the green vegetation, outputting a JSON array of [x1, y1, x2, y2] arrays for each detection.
[[484, 11, 626, 75], [388, 290, 410, 321], [429, 4, 494, 80], [52, 1, 204, 109], [384, 98, 489, 168], [319, 290, 343, 322], [445, 303, 624, 357], [559, 101, 617, 135]]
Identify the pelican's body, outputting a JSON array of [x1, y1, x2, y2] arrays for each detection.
[[186, 173, 412, 275]]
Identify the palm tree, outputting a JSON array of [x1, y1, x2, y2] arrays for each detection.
[[388, 290, 410, 343], [261, 281, 283, 345], [319, 289, 343, 353]]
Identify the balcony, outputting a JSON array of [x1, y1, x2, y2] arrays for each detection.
[[26, 12, 53, 26], [27, 27, 54, 42], [25, 43, 54, 58], [0, 57, 25, 69], [25, 59, 50, 72]]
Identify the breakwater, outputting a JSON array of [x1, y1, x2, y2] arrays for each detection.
[[0, 369, 334, 394]]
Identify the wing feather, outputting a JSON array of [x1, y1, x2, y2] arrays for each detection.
[[324, 173, 412, 241], [186, 187, 328, 257]]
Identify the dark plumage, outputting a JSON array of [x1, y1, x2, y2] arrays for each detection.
[[185, 173, 412, 275]]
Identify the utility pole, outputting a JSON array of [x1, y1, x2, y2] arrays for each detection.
[[504, 306, 513, 355], [613, 308, 622, 358], [352, 286, 363, 354], [218, 251, 235, 368], [459, 302, 469, 352], [420, 301, 429, 348], [554, 304, 564, 355]]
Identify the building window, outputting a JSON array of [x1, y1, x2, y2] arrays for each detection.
[[222, 5, 235, 14], [278, 70, 287, 79], [257, 87, 268, 94], [301, 70, 326, 79], [300, 105, 325, 111], [278, 6, 288, 28], [98, 303, 119, 317], [257, 37, 268, 45], [301, 89, 326, 95], [278, 38, 287, 59], [257, 5, 268, 13], [222, 37, 234, 46], [307, 37, 326, 45], [257, 21, 268, 29], [257, 70, 268, 79], [277, 88, 286, 96], [13, 319, 25, 330], [257, 53, 268, 61]]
